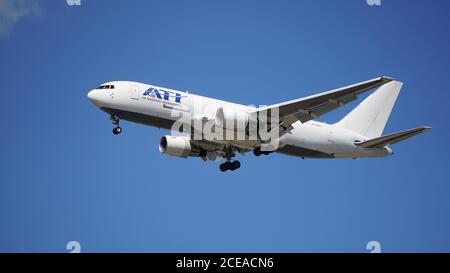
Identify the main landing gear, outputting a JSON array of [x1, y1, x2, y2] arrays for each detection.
[[219, 145, 241, 172], [219, 160, 241, 172], [110, 114, 122, 135]]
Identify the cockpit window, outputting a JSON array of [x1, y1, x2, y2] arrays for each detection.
[[96, 85, 114, 90]]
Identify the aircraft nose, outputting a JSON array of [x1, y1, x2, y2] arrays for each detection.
[[87, 89, 101, 107], [87, 90, 95, 100]]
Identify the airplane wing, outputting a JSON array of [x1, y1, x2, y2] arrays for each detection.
[[252, 76, 394, 136], [355, 126, 432, 148]]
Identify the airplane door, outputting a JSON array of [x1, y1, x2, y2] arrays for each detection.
[[131, 86, 140, 100]]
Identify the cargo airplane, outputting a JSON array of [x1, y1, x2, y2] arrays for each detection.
[[87, 77, 431, 172]]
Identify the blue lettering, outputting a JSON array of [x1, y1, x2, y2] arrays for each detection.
[[163, 90, 170, 101], [143, 87, 185, 103], [143, 88, 162, 99], [175, 93, 181, 103]]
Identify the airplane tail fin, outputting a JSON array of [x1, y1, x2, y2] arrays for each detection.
[[335, 80, 403, 138]]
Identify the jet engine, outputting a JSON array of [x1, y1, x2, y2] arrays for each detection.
[[159, 135, 204, 158]]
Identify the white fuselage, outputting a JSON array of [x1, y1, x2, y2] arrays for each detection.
[[87, 81, 392, 159]]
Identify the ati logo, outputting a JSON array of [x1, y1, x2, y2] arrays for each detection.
[[143, 88, 185, 103]]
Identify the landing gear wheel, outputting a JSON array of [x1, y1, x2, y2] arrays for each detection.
[[219, 163, 227, 172], [219, 161, 241, 172], [112, 126, 122, 135], [224, 161, 232, 170], [231, 160, 241, 170]]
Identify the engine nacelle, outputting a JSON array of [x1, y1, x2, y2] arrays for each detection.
[[215, 107, 249, 131], [159, 135, 203, 158]]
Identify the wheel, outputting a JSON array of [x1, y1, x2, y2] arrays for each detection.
[[263, 151, 272, 156], [224, 161, 232, 170], [231, 160, 241, 170], [219, 163, 227, 172], [112, 126, 122, 135], [253, 147, 262, 156]]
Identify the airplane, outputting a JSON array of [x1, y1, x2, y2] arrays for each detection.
[[87, 76, 431, 172]]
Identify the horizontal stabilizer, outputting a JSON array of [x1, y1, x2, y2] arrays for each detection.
[[355, 126, 431, 148]]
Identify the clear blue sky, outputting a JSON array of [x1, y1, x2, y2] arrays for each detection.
[[0, 0, 448, 252]]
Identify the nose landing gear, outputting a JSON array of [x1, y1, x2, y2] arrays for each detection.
[[110, 114, 122, 135]]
